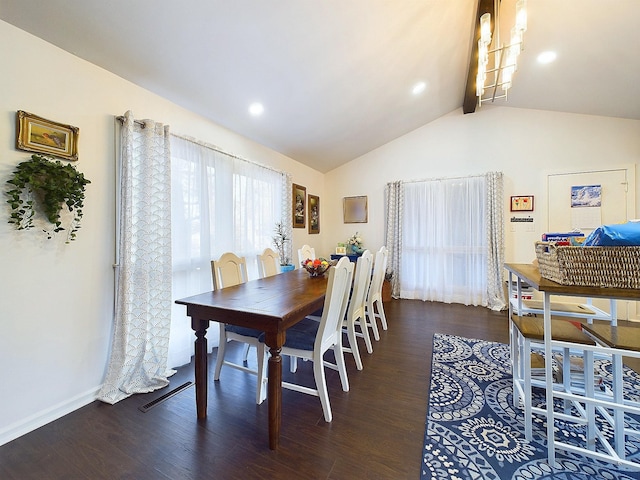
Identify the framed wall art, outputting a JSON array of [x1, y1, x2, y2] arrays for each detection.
[[16, 110, 79, 161], [510, 195, 534, 212], [308, 194, 319, 234], [292, 183, 306, 228], [343, 195, 368, 223]]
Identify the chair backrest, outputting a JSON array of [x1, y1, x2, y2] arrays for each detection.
[[368, 247, 389, 301], [315, 257, 354, 350], [347, 250, 373, 320], [297, 244, 316, 267], [211, 252, 248, 289], [257, 247, 281, 278]]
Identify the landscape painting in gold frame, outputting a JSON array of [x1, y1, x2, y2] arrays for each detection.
[[16, 110, 79, 161]]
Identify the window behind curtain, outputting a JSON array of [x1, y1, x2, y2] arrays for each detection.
[[400, 176, 487, 306], [169, 135, 286, 367]]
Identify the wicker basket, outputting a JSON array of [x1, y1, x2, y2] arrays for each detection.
[[535, 241, 640, 289]]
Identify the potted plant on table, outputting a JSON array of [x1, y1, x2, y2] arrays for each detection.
[[273, 222, 295, 271]]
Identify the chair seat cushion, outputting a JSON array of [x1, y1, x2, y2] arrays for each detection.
[[282, 317, 319, 351], [225, 324, 263, 339]]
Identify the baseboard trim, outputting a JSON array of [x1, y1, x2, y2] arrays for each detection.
[[0, 386, 101, 447]]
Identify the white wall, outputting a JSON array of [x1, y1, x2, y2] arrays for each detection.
[[323, 107, 640, 264], [0, 20, 324, 446]]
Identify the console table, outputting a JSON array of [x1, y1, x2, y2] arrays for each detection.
[[505, 263, 640, 469]]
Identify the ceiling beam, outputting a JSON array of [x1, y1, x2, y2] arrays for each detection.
[[463, 0, 495, 114]]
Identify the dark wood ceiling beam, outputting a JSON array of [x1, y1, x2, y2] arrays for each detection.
[[463, 0, 495, 114]]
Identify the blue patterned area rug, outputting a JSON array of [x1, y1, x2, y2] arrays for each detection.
[[421, 333, 640, 480]]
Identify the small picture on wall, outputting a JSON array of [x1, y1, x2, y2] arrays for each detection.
[[308, 194, 319, 234], [343, 196, 368, 223], [292, 183, 306, 228], [571, 185, 602, 207], [510, 195, 534, 212], [16, 110, 79, 161]]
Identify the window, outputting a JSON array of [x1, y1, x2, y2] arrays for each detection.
[[169, 135, 288, 367]]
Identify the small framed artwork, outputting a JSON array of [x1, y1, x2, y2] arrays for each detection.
[[292, 183, 306, 228], [343, 196, 368, 223], [308, 194, 319, 234], [335, 246, 346, 255], [16, 110, 79, 161], [510, 195, 534, 212]]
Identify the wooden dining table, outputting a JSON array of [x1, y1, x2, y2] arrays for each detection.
[[175, 268, 328, 450]]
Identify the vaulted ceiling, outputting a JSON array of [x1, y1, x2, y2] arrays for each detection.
[[1, 0, 638, 172]]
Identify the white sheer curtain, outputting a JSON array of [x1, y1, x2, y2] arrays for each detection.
[[99, 111, 173, 404], [398, 173, 505, 309], [169, 135, 290, 368]]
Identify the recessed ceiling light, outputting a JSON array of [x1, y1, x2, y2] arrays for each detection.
[[412, 81, 427, 95], [537, 51, 557, 64], [248, 102, 264, 116]]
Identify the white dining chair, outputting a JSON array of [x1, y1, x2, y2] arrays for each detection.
[[212, 252, 267, 405], [257, 247, 281, 278], [297, 244, 316, 267], [365, 246, 389, 341], [342, 249, 373, 370], [258, 256, 354, 422]]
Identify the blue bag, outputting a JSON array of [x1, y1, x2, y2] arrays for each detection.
[[583, 221, 640, 246]]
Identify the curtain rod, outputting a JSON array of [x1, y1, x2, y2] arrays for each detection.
[[115, 115, 146, 128], [171, 132, 287, 177], [115, 114, 287, 177], [391, 172, 491, 185]]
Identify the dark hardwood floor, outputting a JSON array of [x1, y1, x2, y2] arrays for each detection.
[[0, 301, 515, 479]]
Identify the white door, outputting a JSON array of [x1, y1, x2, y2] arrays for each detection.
[[547, 166, 637, 320]]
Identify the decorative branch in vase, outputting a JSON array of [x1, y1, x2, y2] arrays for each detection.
[[273, 222, 294, 271]]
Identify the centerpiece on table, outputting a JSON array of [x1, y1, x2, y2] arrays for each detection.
[[301, 257, 333, 277], [347, 232, 364, 255]]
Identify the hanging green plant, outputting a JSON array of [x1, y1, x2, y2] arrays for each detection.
[[5, 154, 91, 242]]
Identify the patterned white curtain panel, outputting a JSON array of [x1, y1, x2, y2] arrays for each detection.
[[98, 111, 173, 404]]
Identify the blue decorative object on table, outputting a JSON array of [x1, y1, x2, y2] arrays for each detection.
[[347, 232, 364, 255]]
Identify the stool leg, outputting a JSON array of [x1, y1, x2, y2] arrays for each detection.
[[562, 347, 571, 415], [612, 353, 625, 457], [524, 336, 533, 441], [510, 320, 521, 408], [584, 349, 596, 451]]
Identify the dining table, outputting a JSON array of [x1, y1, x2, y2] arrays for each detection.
[[175, 267, 328, 450]]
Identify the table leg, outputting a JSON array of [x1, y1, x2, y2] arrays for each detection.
[[265, 331, 285, 450], [192, 318, 209, 419]]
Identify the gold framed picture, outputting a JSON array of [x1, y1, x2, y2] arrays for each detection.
[[16, 110, 79, 161], [308, 194, 319, 234], [292, 183, 306, 228], [343, 195, 368, 223], [335, 246, 346, 255]]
